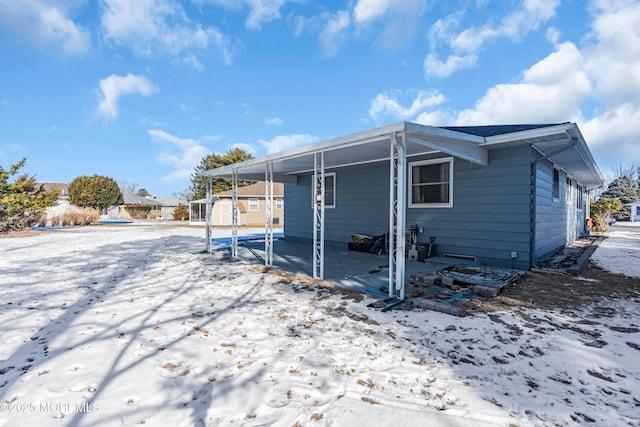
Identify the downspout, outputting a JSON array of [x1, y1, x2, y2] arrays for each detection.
[[529, 138, 578, 269]]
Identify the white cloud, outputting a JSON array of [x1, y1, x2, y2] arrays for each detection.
[[0, 0, 90, 57], [455, 42, 591, 125], [197, 0, 290, 31], [584, 0, 640, 106], [148, 129, 211, 181], [424, 53, 477, 78], [353, 0, 392, 24], [265, 117, 284, 126], [258, 134, 318, 154], [426, 0, 561, 77], [101, 0, 238, 66], [96, 73, 158, 121], [368, 90, 446, 124], [353, 0, 427, 51], [319, 10, 350, 58]]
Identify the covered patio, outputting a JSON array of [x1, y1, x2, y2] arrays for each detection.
[[200, 121, 597, 302]]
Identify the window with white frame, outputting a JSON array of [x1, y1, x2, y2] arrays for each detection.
[[552, 168, 560, 200], [311, 172, 336, 208], [576, 185, 583, 208], [409, 158, 453, 208], [276, 198, 283, 209], [248, 198, 259, 211], [566, 177, 573, 204]]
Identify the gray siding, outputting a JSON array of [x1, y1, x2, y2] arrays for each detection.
[[407, 148, 532, 269], [285, 147, 534, 269], [534, 158, 588, 263], [284, 162, 390, 244], [283, 145, 589, 270]]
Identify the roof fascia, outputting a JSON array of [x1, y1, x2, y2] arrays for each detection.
[[199, 122, 407, 178], [405, 123, 488, 165], [482, 123, 573, 145]]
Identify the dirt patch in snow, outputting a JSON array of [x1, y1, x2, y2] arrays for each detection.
[[488, 235, 640, 313]]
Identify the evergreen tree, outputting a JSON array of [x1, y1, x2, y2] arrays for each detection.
[[189, 148, 253, 200], [602, 174, 640, 203], [601, 174, 639, 220], [0, 158, 59, 232], [69, 175, 123, 213]]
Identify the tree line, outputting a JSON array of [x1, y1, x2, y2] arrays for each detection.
[[0, 149, 252, 232]]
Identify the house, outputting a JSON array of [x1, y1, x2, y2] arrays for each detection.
[[199, 121, 604, 299], [149, 196, 187, 219], [189, 181, 284, 226], [629, 201, 640, 222]]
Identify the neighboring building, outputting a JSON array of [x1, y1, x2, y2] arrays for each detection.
[[200, 121, 605, 296], [629, 201, 640, 222], [119, 192, 186, 219], [41, 183, 69, 199], [149, 196, 187, 219], [189, 181, 284, 226]]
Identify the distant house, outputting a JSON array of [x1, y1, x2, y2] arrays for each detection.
[[200, 121, 605, 299], [629, 201, 640, 222], [118, 192, 155, 219], [149, 196, 187, 219], [189, 181, 284, 226], [41, 183, 69, 199]]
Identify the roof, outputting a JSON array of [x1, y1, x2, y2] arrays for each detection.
[[215, 181, 284, 198], [122, 192, 157, 205], [150, 196, 186, 206], [440, 123, 568, 137], [200, 121, 605, 190], [40, 182, 69, 195]]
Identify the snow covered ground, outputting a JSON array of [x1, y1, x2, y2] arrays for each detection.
[[0, 223, 638, 427]]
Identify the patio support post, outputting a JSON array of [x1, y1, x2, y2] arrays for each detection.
[[388, 132, 407, 299], [231, 169, 238, 259], [265, 162, 274, 267], [313, 152, 325, 280], [205, 176, 212, 253]]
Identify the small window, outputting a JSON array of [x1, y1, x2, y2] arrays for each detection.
[[566, 177, 573, 204], [576, 185, 583, 209], [409, 158, 453, 208], [311, 172, 336, 208], [276, 198, 283, 209], [552, 168, 560, 200], [248, 198, 259, 211]]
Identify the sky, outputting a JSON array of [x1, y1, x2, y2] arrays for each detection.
[[1, 0, 639, 198]]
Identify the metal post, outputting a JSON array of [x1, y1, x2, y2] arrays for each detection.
[[313, 152, 325, 280], [231, 169, 238, 259], [265, 162, 274, 267], [388, 133, 407, 299], [205, 175, 212, 253]]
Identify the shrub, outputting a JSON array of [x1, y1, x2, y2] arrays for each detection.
[[172, 204, 189, 221], [591, 212, 607, 233]]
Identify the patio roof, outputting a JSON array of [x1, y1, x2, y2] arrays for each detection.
[[199, 121, 605, 189]]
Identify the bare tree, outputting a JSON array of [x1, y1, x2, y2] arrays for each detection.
[[118, 181, 139, 195]]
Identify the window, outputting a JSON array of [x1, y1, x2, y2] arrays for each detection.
[[576, 185, 583, 209], [311, 172, 336, 208], [566, 177, 573, 204], [409, 158, 453, 208], [552, 168, 560, 200], [248, 198, 259, 211], [276, 198, 283, 209]]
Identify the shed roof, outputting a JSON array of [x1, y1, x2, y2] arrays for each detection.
[[200, 121, 605, 190]]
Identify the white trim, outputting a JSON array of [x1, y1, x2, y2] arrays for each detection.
[[310, 172, 336, 209], [248, 197, 259, 211], [408, 157, 454, 208]]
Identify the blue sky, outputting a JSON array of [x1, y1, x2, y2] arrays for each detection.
[[1, 0, 639, 197]]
